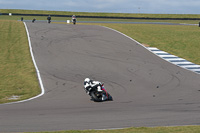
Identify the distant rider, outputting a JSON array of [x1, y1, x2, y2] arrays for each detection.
[[72, 15, 76, 24], [47, 15, 51, 23], [84, 78, 107, 100], [72, 15, 76, 21]]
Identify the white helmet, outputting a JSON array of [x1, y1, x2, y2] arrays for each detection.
[[84, 78, 90, 83]]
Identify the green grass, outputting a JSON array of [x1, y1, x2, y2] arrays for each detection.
[[25, 126, 200, 133], [0, 20, 41, 103]]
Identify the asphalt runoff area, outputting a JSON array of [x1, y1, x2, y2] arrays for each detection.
[[0, 23, 200, 132]]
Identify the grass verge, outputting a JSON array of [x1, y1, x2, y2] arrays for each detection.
[[0, 20, 41, 103], [25, 126, 200, 133]]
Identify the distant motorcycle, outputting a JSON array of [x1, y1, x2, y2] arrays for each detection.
[[47, 16, 51, 23], [48, 19, 51, 23], [72, 18, 76, 25], [89, 83, 113, 102]]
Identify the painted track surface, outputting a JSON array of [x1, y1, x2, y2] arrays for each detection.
[[1, 23, 200, 132]]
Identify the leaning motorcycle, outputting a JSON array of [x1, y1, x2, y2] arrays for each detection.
[[89, 83, 113, 102]]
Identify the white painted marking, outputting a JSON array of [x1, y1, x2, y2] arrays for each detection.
[[2, 22, 45, 105], [172, 62, 193, 65], [189, 69, 200, 72], [154, 51, 168, 54], [168, 58, 185, 61], [159, 55, 178, 58], [182, 65, 200, 68], [147, 47, 159, 50]]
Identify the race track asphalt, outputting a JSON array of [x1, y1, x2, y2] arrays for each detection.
[[0, 23, 200, 132]]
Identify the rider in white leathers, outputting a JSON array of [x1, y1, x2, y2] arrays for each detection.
[[84, 78, 107, 101], [72, 15, 76, 23], [72, 15, 76, 20]]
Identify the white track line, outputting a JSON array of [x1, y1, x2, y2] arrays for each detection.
[[2, 22, 45, 105]]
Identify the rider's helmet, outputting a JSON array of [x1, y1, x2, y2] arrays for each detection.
[[84, 78, 90, 83]]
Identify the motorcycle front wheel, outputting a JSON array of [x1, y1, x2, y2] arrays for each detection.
[[90, 91, 102, 102]]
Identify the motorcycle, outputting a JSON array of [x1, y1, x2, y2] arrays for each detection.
[[47, 16, 51, 23], [72, 17, 76, 25], [89, 83, 113, 102], [48, 19, 51, 23]]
